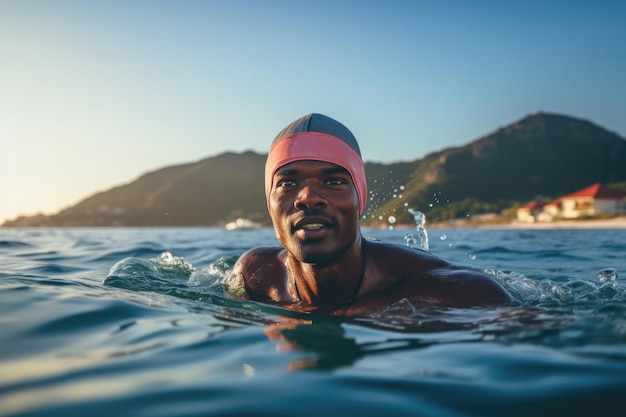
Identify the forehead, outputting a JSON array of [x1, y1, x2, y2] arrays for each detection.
[[274, 160, 349, 176]]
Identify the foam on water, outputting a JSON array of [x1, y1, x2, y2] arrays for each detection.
[[103, 224, 626, 326]]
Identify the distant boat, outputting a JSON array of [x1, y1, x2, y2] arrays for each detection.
[[225, 218, 263, 231]]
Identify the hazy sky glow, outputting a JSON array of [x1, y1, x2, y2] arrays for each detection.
[[1, 0, 625, 223]]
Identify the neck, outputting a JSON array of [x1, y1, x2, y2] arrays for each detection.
[[289, 237, 366, 307]]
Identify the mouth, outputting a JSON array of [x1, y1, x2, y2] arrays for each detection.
[[292, 216, 334, 238], [300, 223, 325, 230]]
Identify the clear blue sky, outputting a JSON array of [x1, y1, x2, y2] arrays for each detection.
[[1, 0, 625, 223]]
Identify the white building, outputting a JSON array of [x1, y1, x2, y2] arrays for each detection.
[[517, 183, 626, 222], [559, 183, 626, 218]]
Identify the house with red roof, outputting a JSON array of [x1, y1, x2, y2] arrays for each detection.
[[517, 183, 626, 222], [516, 200, 548, 223], [539, 199, 562, 221], [559, 183, 626, 218]]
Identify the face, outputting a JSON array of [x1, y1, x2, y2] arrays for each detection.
[[269, 160, 361, 265]]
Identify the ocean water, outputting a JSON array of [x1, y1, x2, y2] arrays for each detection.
[[1, 226, 625, 417]]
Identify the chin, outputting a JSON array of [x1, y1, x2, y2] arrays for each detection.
[[293, 243, 342, 266], [299, 253, 341, 266]]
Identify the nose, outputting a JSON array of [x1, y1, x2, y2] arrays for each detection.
[[294, 181, 328, 210]]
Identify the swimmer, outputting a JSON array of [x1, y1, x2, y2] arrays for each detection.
[[228, 113, 514, 315]]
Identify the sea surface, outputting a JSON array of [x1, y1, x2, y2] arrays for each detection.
[[1, 226, 625, 416]]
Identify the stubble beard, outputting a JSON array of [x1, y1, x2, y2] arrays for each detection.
[[292, 242, 343, 266], [286, 230, 361, 267]]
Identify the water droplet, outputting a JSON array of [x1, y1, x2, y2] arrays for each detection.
[[440, 234, 447, 240], [400, 185, 405, 190], [404, 234, 418, 248], [406, 209, 429, 251], [378, 215, 383, 220], [596, 268, 618, 282], [468, 254, 476, 260], [388, 216, 396, 224]]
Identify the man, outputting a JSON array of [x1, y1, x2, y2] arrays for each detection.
[[228, 113, 514, 315]]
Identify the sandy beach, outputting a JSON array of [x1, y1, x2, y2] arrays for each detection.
[[446, 216, 626, 229]]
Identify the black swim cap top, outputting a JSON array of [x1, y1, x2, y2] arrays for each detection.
[[270, 113, 362, 157]]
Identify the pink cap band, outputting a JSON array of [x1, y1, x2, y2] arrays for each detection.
[[265, 132, 368, 214]]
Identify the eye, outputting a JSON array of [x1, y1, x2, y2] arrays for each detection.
[[276, 179, 297, 188], [326, 178, 347, 186]]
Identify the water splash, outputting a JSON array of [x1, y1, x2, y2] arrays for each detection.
[[154, 252, 194, 277], [485, 269, 625, 306], [404, 209, 429, 251], [387, 215, 396, 230], [102, 252, 193, 294], [188, 255, 238, 287], [104, 252, 236, 293], [103, 249, 625, 310], [597, 268, 618, 282]]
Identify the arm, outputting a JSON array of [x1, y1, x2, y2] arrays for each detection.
[[413, 266, 515, 307], [367, 240, 514, 308]]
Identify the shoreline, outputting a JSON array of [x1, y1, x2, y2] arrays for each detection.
[[427, 216, 626, 229], [2, 216, 625, 230]]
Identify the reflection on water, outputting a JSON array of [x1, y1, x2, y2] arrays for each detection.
[[224, 298, 626, 373]]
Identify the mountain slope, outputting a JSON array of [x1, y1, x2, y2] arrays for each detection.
[[4, 112, 625, 227], [8, 151, 269, 227], [369, 112, 626, 223]]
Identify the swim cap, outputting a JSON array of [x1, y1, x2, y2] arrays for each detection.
[[265, 113, 368, 214]]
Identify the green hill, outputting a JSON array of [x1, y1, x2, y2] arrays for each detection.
[[4, 112, 626, 227], [367, 112, 626, 225]]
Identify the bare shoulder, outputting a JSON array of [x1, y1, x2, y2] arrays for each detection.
[[228, 247, 286, 299], [365, 239, 449, 274], [364, 239, 514, 307], [234, 247, 283, 271], [419, 265, 515, 307]]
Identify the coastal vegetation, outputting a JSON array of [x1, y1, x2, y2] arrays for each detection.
[[4, 112, 626, 228]]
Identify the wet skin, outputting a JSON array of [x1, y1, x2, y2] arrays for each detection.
[[230, 160, 514, 315]]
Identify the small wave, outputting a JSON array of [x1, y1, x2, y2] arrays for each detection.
[[531, 249, 591, 262], [0, 240, 34, 249], [93, 245, 169, 263], [103, 251, 241, 302], [29, 263, 89, 275], [104, 252, 194, 291], [473, 246, 522, 255], [485, 268, 624, 306]]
